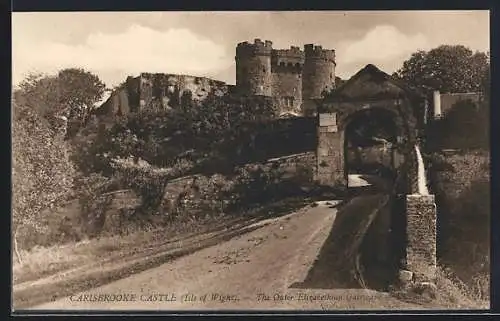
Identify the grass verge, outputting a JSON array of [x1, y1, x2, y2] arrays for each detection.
[[13, 195, 321, 310]]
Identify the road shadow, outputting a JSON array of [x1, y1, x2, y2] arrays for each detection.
[[290, 186, 399, 292], [239, 185, 349, 221]]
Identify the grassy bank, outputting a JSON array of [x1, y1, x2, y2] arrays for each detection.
[[13, 192, 321, 288], [13, 211, 237, 285], [429, 150, 490, 302], [13, 194, 330, 309]]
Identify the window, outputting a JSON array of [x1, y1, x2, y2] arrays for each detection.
[[283, 96, 294, 107]]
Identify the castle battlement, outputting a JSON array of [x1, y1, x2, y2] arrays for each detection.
[[272, 48, 305, 61], [235, 39, 337, 113], [304, 44, 336, 63], [271, 49, 304, 74], [236, 38, 273, 56]]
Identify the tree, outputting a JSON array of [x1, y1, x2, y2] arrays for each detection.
[[16, 68, 106, 138], [58, 68, 106, 136], [393, 45, 490, 94], [12, 100, 76, 263], [16, 73, 62, 133], [74, 93, 279, 175], [481, 65, 490, 99]]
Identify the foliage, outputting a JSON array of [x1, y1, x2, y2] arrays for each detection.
[[429, 151, 490, 300], [12, 100, 76, 259], [168, 93, 279, 160], [58, 68, 107, 136], [74, 173, 115, 237], [426, 99, 489, 150], [17, 69, 106, 138], [44, 88, 304, 244], [481, 67, 490, 99], [110, 156, 194, 216], [16, 73, 63, 133], [73, 93, 279, 176], [228, 160, 313, 212], [394, 45, 489, 95]]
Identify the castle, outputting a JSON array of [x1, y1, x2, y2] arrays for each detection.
[[97, 38, 337, 119], [235, 39, 336, 115]]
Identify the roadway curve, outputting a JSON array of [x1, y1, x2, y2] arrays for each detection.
[[32, 201, 419, 311]]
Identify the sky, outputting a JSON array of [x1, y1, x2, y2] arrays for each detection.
[[12, 11, 490, 91]]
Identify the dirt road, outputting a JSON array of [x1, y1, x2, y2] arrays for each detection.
[[31, 201, 419, 311]]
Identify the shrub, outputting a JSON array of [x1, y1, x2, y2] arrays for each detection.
[[110, 156, 194, 217], [74, 173, 115, 237], [430, 151, 490, 300], [426, 99, 489, 151], [12, 100, 76, 261]]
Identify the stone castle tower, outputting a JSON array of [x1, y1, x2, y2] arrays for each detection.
[[235, 38, 336, 115]]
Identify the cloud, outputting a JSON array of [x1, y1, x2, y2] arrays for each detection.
[[12, 24, 231, 87], [337, 25, 431, 65]]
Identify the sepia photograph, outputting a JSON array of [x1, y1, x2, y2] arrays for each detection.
[[11, 10, 490, 312]]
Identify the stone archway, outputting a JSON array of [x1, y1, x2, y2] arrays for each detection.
[[315, 98, 413, 189], [343, 107, 402, 189], [314, 64, 439, 287], [314, 64, 424, 190]]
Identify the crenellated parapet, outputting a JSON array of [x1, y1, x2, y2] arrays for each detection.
[[304, 44, 336, 64], [272, 47, 305, 61], [302, 44, 337, 100], [271, 47, 305, 73], [235, 39, 337, 113], [236, 38, 273, 57]]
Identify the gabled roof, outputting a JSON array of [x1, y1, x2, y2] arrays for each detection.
[[326, 64, 426, 102]]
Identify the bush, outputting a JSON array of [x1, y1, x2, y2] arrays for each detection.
[[429, 151, 490, 300], [111, 156, 194, 216], [75, 173, 115, 237], [12, 100, 76, 260], [426, 99, 489, 151]]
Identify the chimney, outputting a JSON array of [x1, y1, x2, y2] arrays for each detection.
[[433, 90, 441, 119]]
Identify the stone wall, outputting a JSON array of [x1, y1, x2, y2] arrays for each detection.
[[235, 40, 336, 116], [235, 39, 273, 96], [302, 45, 336, 100], [271, 70, 303, 114], [138, 73, 229, 110], [160, 152, 316, 215], [96, 73, 229, 119], [405, 194, 437, 282]]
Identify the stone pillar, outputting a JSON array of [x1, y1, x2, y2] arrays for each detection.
[[316, 112, 345, 187], [405, 194, 437, 282]]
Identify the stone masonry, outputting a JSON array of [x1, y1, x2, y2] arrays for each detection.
[[316, 112, 344, 186], [236, 39, 336, 115], [314, 64, 437, 288], [98, 38, 336, 119], [405, 194, 437, 282]]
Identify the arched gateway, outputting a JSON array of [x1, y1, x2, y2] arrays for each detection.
[[314, 64, 438, 287], [315, 64, 427, 192]]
